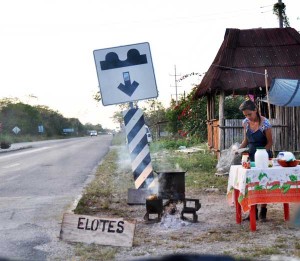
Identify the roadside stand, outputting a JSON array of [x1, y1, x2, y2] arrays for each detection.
[[227, 156, 300, 231]]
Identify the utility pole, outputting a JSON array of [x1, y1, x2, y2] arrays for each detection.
[[278, 0, 283, 28], [170, 65, 181, 105]]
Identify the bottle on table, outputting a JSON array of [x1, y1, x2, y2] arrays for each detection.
[[254, 147, 269, 168]]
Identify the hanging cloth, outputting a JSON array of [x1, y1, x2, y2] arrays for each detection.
[[262, 78, 300, 107]]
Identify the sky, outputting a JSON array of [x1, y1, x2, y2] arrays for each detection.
[[0, 0, 299, 130]]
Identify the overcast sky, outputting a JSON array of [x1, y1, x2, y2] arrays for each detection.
[[0, 0, 299, 129]]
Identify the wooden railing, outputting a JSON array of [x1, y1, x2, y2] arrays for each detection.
[[207, 119, 288, 157]]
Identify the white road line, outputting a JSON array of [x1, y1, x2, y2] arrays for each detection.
[[2, 163, 21, 169], [0, 146, 52, 160]]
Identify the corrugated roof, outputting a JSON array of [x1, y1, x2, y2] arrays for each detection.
[[194, 27, 300, 98]]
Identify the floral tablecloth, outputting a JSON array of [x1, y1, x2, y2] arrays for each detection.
[[227, 165, 300, 212]]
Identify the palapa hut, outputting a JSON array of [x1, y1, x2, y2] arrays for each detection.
[[194, 27, 300, 156]]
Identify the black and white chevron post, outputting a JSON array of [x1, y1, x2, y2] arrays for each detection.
[[123, 108, 154, 189]]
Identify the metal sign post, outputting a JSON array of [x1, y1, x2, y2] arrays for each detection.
[[93, 42, 158, 204]]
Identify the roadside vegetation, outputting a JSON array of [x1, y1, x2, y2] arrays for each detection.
[[0, 89, 243, 147], [0, 97, 109, 146], [75, 134, 223, 216], [73, 134, 227, 260]]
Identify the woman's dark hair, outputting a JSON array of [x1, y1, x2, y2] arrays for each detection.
[[239, 100, 261, 124]]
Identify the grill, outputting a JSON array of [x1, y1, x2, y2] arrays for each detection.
[[143, 171, 201, 223], [144, 196, 163, 222]]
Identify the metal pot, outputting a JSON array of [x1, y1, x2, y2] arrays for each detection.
[[155, 171, 186, 200]]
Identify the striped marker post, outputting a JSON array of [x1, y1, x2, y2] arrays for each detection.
[[123, 108, 154, 189]]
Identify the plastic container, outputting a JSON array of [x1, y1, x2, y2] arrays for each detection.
[[277, 151, 295, 161], [241, 152, 249, 164], [241, 152, 250, 169], [250, 161, 256, 167], [254, 147, 269, 168]]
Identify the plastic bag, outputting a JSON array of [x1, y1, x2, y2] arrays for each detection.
[[216, 143, 244, 175]]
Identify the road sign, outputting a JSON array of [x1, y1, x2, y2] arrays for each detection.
[[38, 125, 44, 133], [93, 42, 158, 106], [63, 128, 74, 133], [12, 126, 21, 134]]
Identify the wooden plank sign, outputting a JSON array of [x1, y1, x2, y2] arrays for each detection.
[[60, 213, 136, 247]]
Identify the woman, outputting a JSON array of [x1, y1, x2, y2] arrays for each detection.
[[239, 99, 273, 221]]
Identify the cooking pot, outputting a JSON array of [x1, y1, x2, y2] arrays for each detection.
[[155, 171, 186, 200]]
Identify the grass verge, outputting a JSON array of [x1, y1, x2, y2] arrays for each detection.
[[72, 136, 228, 260]]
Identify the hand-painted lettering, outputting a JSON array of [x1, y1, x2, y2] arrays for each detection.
[[77, 217, 125, 233], [108, 221, 116, 233], [77, 217, 85, 229], [116, 221, 124, 233], [85, 218, 91, 230], [100, 219, 109, 232], [91, 219, 99, 231]]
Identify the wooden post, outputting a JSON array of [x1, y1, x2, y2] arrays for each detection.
[[206, 94, 211, 121], [219, 90, 225, 151], [265, 69, 275, 156], [264, 69, 272, 120]]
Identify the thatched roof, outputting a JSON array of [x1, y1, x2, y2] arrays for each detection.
[[194, 27, 300, 98]]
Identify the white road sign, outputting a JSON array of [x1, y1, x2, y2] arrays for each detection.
[[12, 126, 21, 134], [93, 42, 158, 106]]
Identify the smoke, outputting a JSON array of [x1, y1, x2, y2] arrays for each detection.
[[115, 145, 132, 172], [147, 176, 159, 194], [175, 163, 183, 171]]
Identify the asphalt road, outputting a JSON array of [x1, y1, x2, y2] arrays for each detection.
[[0, 135, 113, 260]]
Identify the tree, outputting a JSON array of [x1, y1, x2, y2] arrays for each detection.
[[0, 98, 101, 138], [165, 86, 207, 140], [93, 90, 101, 102], [165, 89, 245, 140], [223, 96, 244, 119], [142, 99, 167, 127]]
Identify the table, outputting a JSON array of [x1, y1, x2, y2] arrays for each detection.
[[227, 165, 300, 231]]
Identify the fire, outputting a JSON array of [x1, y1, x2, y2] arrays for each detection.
[[147, 194, 158, 200]]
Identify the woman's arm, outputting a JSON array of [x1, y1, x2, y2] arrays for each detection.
[[264, 128, 273, 150]]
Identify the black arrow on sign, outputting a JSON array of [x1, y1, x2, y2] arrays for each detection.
[[118, 72, 139, 97]]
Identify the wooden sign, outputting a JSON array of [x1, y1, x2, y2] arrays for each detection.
[[60, 213, 136, 247]]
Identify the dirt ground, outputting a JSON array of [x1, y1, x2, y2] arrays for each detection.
[[75, 146, 300, 261], [106, 190, 300, 261]]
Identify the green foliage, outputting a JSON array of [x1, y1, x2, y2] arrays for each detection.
[[111, 132, 126, 146], [1, 102, 41, 135], [173, 152, 217, 173], [223, 96, 244, 119], [150, 136, 202, 151], [151, 139, 227, 192], [142, 99, 167, 127], [0, 97, 104, 141], [165, 87, 207, 139], [213, 95, 245, 119], [112, 110, 124, 129]]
